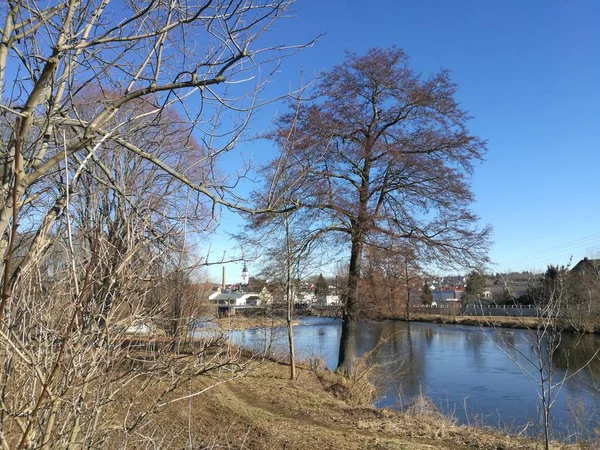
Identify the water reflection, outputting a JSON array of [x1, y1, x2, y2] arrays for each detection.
[[218, 317, 600, 438]]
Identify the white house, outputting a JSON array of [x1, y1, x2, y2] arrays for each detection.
[[208, 289, 261, 306]]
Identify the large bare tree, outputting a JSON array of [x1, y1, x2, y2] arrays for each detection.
[[265, 47, 491, 375]]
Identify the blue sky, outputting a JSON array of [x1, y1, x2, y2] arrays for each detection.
[[202, 0, 600, 282]]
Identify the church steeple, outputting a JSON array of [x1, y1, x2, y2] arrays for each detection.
[[241, 263, 249, 286]]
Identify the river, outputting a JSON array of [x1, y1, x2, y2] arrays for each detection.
[[225, 316, 600, 440]]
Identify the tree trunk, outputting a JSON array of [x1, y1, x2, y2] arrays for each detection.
[[404, 258, 411, 320], [285, 215, 296, 380], [287, 296, 296, 380], [286, 272, 297, 379], [337, 234, 362, 376], [337, 141, 372, 376]]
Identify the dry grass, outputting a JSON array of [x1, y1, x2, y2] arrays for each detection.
[[408, 313, 600, 334], [98, 357, 578, 449], [409, 313, 541, 329], [213, 315, 300, 331]]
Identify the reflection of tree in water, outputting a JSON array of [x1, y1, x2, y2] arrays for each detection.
[[286, 320, 342, 368], [490, 327, 600, 428], [491, 329, 600, 390], [552, 333, 600, 387], [490, 329, 560, 378], [314, 326, 329, 363], [490, 330, 517, 349], [464, 330, 487, 369], [355, 321, 426, 402], [424, 326, 434, 343]]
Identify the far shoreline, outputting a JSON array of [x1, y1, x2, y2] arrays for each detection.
[[301, 308, 600, 334], [372, 312, 600, 335]]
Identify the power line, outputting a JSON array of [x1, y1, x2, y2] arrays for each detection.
[[497, 232, 600, 271]]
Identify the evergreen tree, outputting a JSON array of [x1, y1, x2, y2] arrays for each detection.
[[420, 282, 433, 305], [465, 271, 486, 298], [315, 273, 329, 296]]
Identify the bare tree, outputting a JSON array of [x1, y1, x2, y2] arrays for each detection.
[[0, 0, 308, 290], [0, 1, 314, 446], [362, 243, 421, 319], [244, 205, 327, 379], [283, 214, 297, 379], [264, 47, 491, 375], [493, 266, 600, 450]]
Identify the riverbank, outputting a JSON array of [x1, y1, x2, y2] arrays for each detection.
[[404, 313, 540, 329], [214, 315, 301, 330], [391, 313, 600, 334], [113, 357, 578, 449], [303, 309, 546, 330]]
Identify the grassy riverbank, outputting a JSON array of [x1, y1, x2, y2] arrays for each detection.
[[213, 315, 301, 330], [393, 313, 600, 334], [214, 310, 600, 336], [405, 313, 540, 329], [305, 309, 545, 330], [109, 355, 579, 449]]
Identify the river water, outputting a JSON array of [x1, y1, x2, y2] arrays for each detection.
[[226, 316, 600, 440]]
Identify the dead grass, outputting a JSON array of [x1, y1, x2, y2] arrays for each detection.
[[409, 313, 541, 329], [408, 313, 600, 335], [214, 315, 300, 331], [101, 357, 577, 449]]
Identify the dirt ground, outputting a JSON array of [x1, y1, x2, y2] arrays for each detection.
[[107, 359, 578, 450]]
